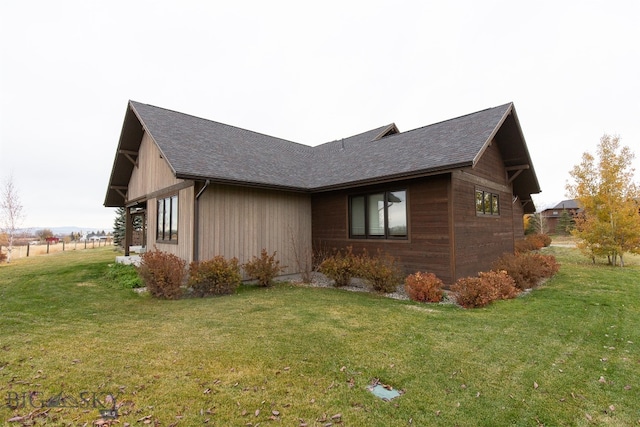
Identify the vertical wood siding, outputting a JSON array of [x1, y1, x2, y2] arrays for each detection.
[[128, 132, 180, 201], [145, 186, 195, 262], [125, 131, 195, 262], [197, 184, 312, 275]]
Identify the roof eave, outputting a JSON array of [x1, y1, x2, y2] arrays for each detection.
[[507, 104, 541, 194], [471, 103, 513, 168], [175, 173, 311, 193], [104, 102, 143, 207], [309, 162, 472, 193]]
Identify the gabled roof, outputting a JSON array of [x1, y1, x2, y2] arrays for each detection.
[[105, 101, 540, 211]]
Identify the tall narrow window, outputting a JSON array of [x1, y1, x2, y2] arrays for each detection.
[[157, 199, 165, 240], [368, 193, 385, 237], [349, 190, 407, 239], [387, 190, 407, 236], [156, 195, 178, 242], [350, 196, 365, 236], [170, 195, 178, 240]]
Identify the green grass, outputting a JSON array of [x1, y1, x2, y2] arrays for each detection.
[[1, 247, 639, 426]]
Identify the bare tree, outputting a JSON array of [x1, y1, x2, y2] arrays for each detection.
[[0, 175, 25, 263], [528, 211, 547, 234]]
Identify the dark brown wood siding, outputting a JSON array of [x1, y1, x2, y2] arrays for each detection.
[[311, 141, 527, 285], [513, 198, 525, 239], [451, 141, 518, 279], [311, 175, 454, 284]]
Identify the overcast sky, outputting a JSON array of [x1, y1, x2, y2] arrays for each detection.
[[1, 0, 638, 230]]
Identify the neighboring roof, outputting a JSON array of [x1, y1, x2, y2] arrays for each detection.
[[545, 199, 583, 211], [105, 101, 541, 211]]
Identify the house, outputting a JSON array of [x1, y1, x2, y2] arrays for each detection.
[[541, 199, 582, 234], [104, 101, 540, 284]]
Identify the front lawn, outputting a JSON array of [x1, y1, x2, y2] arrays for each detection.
[[1, 247, 639, 426]]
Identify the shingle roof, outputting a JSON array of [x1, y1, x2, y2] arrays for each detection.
[[105, 101, 540, 209], [550, 199, 582, 210], [130, 101, 314, 190], [307, 104, 511, 189]]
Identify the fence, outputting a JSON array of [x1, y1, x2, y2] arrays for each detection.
[[0, 239, 113, 260]]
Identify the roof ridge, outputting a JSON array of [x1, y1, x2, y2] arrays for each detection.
[[314, 123, 397, 149], [129, 100, 312, 151], [387, 102, 513, 139]]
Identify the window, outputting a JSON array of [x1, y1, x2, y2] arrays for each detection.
[[475, 189, 500, 216], [349, 190, 407, 239], [157, 195, 178, 242]]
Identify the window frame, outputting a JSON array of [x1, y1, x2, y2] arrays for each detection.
[[349, 189, 408, 239], [156, 194, 179, 243], [475, 189, 500, 216]]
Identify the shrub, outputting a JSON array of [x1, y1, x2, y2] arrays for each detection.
[[188, 256, 241, 297], [319, 246, 360, 287], [404, 272, 444, 303], [515, 233, 552, 254], [478, 270, 519, 300], [529, 253, 561, 278], [0, 251, 6, 263], [137, 249, 186, 299], [359, 249, 403, 293], [451, 276, 497, 308], [243, 249, 285, 287], [451, 270, 520, 308], [539, 234, 552, 247], [515, 238, 538, 254], [104, 263, 143, 289], [493, 252, 560, 290], [493, 253, 536, 290]]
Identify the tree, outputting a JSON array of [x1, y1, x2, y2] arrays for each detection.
[[113, 207, 126, 248], [36, 228, 54, 240], [527, 212, 547, 235], [556, 210, 575, 235], [0, 175, 25, 263], [566, 134, 640, 266]]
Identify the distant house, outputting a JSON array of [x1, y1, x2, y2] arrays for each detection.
[[541, 199, 582, 234], [104, 101, 540, 284]]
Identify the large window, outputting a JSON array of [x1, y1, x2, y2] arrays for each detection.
[[475, 189, 499, 216], [157, 195, 178, 242], [349, 190, 407, 239]]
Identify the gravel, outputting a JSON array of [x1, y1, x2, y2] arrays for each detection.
[[279, 272, 410, 301]]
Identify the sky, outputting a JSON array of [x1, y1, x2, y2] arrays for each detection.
[[1, 0, 639, 231]]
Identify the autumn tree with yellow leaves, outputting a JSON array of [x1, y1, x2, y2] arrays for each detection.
[[566, 135, 640, 266]]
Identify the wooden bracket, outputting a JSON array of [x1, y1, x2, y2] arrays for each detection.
[[111, 185, 128, 200], [119, 149, 139, 167], [506, 165, 529, 184]]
